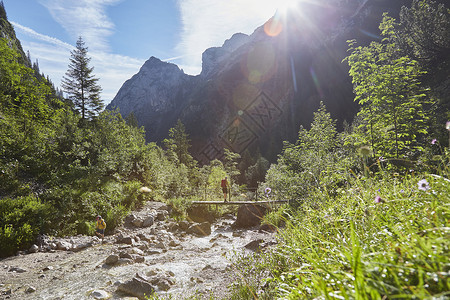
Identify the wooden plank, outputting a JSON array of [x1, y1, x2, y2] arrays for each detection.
[[191, 200, 289, 205]]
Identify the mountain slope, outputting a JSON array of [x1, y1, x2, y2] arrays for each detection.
[[107, 0, 413, 163]]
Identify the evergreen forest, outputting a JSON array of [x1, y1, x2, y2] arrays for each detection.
[[0, 0, 449, 298]]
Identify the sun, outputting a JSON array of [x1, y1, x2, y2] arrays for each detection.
[[261, 0, 303, 37]]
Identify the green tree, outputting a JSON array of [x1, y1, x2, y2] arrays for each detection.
[[163, 119, 195, 168], [62, 36, 103, 120], [345, 14, 431, 159]]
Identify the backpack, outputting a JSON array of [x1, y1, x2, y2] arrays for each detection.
[[221, 179, 227, 188]]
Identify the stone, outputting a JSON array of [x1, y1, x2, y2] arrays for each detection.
[[9, 266, 27, 273], [244, 239, 265, 252], [259, 223, 277, 232], [133, 256, 145, 263], [142, 216, 154, 227], [119, 252, 134, 260], [117, 258, 134, 265], [120, 236, 135, 245], [29, 244, 39, 253], [42, 266, 53, 271], [25, 286, 36, 293], [105, 254, 119, 265], [178, 220, 190, 231], [56, 241, 72, 251], [187, 222, 211, 236], [233, 204, 267, 228], [150, 276, 173, 291], [132, 218, 143, 228], [90, 290, 110, 299], [187, 206, 215, 223], [117, 277, 155, 299]]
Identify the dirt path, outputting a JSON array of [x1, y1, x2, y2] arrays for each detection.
[[0, 202, 276, 299]]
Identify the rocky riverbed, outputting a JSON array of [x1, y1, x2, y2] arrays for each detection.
[[0, 201, 277, 299]]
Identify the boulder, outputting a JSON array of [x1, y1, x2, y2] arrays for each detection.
[[29, 244, 39, 253], [132, 218, 143, 227], [259, 223, 277, 232], [187, 222, 211, 236], [187, 205, 215, 223], [233, 204, 267, 228], [90, 290, 110, 299], [117, 277, 155, 299], [142, 216, 154, 227], [56, 241, 72, 251], [105, 254, 119, 265], [178, 220, 190, 231], [244, 239, 264, 252]]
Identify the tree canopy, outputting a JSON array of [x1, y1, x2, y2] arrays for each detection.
[[62, 36, 103, 120]]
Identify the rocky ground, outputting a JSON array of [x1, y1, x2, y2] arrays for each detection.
[[0, 201, 277, 300]]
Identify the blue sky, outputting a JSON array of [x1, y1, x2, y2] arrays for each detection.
[[3, 0, 286, 104]]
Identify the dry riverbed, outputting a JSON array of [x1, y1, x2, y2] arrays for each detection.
[[0, 201, 277, 299]]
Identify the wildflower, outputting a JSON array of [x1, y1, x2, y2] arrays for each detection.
[[446, 121, 450, 131], [374, 195, 384, 203], [400, 189, 405, 193], [264, 187, 271, 196], [431, 139, 437, 145], [379, 156, 385, 162], [417, 179, 430, 191]]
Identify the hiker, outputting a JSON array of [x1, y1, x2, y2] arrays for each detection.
[[95, 215, 106, 238], [221, 176, 230, 202]]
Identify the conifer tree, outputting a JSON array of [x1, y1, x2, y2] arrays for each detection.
[[62, 36, 103, 120]]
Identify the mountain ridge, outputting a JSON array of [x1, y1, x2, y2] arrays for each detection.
[[107, 0, 415, 163]]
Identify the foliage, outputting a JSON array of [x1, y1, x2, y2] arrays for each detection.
[[0, 195, 54, 257], [231, 172, 450, 299], [61, 36, 103, 120], [163, 119, 196, 168], [345, 15, 432, 159], [264, 103, 357, 201]]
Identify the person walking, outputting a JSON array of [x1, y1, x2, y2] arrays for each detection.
[[95, 215, 106, 238], [221, 176, 230, 202]]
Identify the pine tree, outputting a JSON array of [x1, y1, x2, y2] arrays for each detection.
[[62, 36, 102, 120]]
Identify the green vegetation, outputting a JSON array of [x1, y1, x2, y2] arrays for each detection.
[[0, 1, 449, 298], [228, 1, 450, 299]]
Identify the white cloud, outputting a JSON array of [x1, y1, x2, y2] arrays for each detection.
[[13, 21, 143, 104], [176, 0, 278, 75], [39, 0, 122, 52]]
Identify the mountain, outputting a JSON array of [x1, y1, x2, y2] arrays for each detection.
[[107, 0, 413, 164]]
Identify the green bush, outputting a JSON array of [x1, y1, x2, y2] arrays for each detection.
[[0, 195, 53, 257]]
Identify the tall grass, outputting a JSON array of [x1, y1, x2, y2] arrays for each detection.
[[230, 173, 450, 299]]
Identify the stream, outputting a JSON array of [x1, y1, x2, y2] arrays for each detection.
[[0, 202, 276, 300]]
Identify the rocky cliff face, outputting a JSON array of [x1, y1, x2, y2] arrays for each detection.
[[107, 0, 412, 163]]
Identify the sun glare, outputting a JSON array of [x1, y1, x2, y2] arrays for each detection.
[[262, 0, 303, 37]]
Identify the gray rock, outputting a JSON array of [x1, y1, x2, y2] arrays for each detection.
[[187, 222, 211, 236], [233, 204, 267, 228], [117, 277, 155, 299], [119, 252, 133, 260], [178, 220, 190, 231], [105, 254, 119, 265], [133, 255, 145, 263], [29, 244, 39, 253], [244, 239, 265, 252], [56, 241, 72, 251], [9, 266, 27, 273], [142, 216, 154, 227], [132, 218, 143, 227], [120, 236, 135, 245], [25, 286, 36, 293], [150, 276, 174, 291], [117, 258, 134, 265], [90, 290, 110, 299]]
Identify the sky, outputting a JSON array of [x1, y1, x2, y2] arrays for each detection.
[[2, 0, 290, 104]]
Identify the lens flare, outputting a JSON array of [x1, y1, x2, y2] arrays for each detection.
[[264, 16, 283, 37], [242, 42, 276, 84]]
